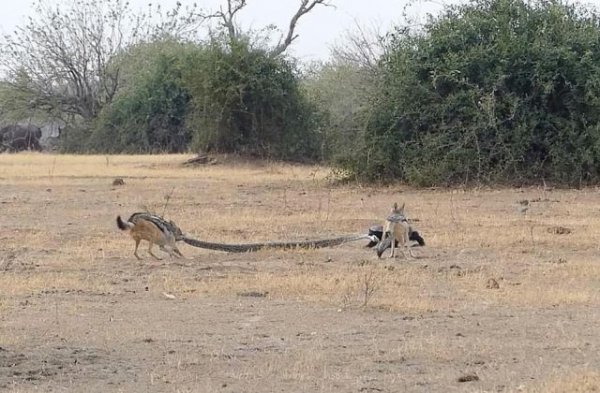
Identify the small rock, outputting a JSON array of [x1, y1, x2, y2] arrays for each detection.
[[162, 292, 176, 300], [516, 206, 529, 215], [457, 374, 479, 383], [112, 178, 125, 186], [486, 278, 500, 289], [547, 226, 572, 235], [549, 258, 568, 264]]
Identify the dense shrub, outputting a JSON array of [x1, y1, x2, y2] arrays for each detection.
[[62, 38, 321, 160], [183, 38, 321, 161], [78, 42, 192, 153], [342, 0, 600, 186]]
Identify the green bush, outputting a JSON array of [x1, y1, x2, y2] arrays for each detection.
[[84, 41, 192, 153], [183, 38, 321, 161], [64, 37, 321, 160], [342, 0, 600, 186]]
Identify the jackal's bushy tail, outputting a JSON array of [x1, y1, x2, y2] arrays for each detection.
[[116, 216, 134, 231]]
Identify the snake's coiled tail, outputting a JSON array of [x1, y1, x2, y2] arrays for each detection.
[[182, 234, 370, 253]]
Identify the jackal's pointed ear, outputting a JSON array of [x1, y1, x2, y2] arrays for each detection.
[[392, 202, 398, 212], [400, 203, 405, 213]]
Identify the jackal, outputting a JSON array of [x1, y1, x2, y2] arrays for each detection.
[[377, 202, 413, 259], [116, 212, 183, 260], [365, 225, 425, 248]]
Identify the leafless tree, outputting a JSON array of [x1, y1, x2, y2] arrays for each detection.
[[0, 0, 204, 120], [211, 0, 334, 57], [331, 21, 387, 71], [214, 0, 247, 42], [271, 0, 334, 56]]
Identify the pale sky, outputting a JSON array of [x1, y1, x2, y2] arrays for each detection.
[[2, 0, 598, 62], [0, 0, 449, 61]]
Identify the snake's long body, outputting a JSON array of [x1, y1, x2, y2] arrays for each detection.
[[181, 234, 369, 253]]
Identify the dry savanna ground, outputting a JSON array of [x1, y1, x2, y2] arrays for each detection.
[[1, 153, 600, 392]]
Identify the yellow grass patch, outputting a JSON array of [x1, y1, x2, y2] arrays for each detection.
[[142, 253, 600, 314], [523, 369, 600, 392], [0, 271, 112, 297], [0, 153, 326, 184], [2, 153, 600, 315]]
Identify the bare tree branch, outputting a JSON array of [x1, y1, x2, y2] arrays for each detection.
[[201, 0, 333, 56], [331, 20, 386, 70], [271, 0, 334, 57], [213, 0, 247, 42]]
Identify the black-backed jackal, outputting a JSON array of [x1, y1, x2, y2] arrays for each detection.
[[116, 212, 183, 260], [377, 202, 414, 259], [366, 225, 425, 248]]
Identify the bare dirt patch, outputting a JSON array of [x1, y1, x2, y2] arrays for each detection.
[[1, 153, 600, 392]]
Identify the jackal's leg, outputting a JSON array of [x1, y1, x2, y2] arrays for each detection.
[[400, 245, 409, 259], [381, 230, 395, 258], [389, 234, 396, 258], [406, 243, 415, 258], [403, 230, 414, 258], [396, 231, 407, 259], [160, 245, 183, 259], [159, 245, 170, 257], [134, 238, 142, 260], [148, 242, 162, 260], [172, 246, 183, 258]]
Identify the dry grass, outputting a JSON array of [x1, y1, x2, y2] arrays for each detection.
[[2, 153, 600, 392], [0, 153, 324, 184], [0, 271, 112, 297], [522, 369, 600, 392], [2, 153, 600, 311], [141, 254, 600, 314]]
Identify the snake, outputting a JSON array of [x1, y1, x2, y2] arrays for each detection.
[[180, 234, 371, 253]]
